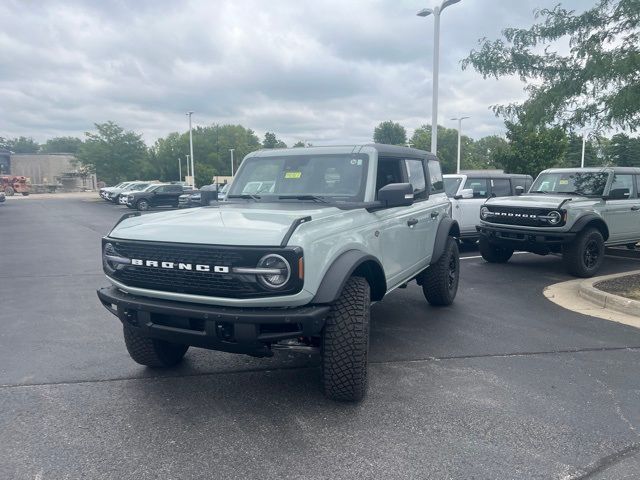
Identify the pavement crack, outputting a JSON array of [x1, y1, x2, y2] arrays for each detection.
[[569, 442, 640, 479], [2, 346, 639, 390]]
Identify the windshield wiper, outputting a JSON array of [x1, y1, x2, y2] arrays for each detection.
[[278, 195, 331, 204], [227, 194, 261, 200], [530, 190, 549, 194]]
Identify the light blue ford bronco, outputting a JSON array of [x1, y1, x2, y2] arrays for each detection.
[[97, 144, 460, 401]]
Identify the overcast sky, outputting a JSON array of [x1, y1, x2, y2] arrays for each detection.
[[0, 0, 593, 146]]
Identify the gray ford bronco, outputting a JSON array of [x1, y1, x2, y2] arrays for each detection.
[[97, 144, 460, 401], [477, 167, 640, 277]]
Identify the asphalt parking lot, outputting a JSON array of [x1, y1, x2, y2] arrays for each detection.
[[2, 194, 640, 480]]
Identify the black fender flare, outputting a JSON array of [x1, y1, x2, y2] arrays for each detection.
[[312, 250, 386, 304], [569, 214, 609, 241], [431, 217, 460, 264]]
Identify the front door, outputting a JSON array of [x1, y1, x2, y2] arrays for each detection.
[[602, 174, 640, 243]]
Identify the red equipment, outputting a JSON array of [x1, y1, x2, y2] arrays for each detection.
[[0, 175, 31, 196]]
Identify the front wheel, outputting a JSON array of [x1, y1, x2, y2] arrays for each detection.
[[479, 236, 514, 263], [136, 199, 150, 211], [422, 236, 460, 306], [123, 324, 188, 367], [5, 187, 14, 196], [321, 276, 370, 402], [562, 228, 604, 277]]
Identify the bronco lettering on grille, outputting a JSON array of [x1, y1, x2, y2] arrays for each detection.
[[130, 258, 230, 273]]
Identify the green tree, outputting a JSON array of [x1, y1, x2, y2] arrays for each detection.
[[262, 132, 287, 149], [373, 121, 407, 145], [467, 135, 507, 170], [8, 136, 40, 153], [410, 125, 469, 173], [607, 133, 640, 167], [292, 141, 313, 148], [41, 136, 83, 154], [77, 121, 148, 185], [493, 118, 568, 177], [463, 0, 640, 131]]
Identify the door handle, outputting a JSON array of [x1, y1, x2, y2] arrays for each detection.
[[431, 211, 440, 219], [632, 206, 640, 211], [407, 218, 419, 227]]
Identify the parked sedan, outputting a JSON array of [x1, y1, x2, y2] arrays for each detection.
[[125, 183, 188, 211], [117, 181, 158, 205]]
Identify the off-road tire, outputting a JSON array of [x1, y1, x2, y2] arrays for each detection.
[[123, 324, 188, 367], [562, 227, 604, 278], [479, 236, 514, 263], [321, 276, 370, 402], [5, 187, 14, 196], [627, 243, 637, 250], [136, 199, 150, 211], [422, 236, 460, 306]]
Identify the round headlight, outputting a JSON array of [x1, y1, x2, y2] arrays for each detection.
[[547, 210, 562, 224], [480, 206, 490, 220], [257, 254, 291, 289]]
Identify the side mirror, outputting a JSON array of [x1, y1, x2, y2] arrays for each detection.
[[378, 183, 414, 208], [605, 188, 630, 200], [515, 186, 525, 196], [454, 188, 474, 200]]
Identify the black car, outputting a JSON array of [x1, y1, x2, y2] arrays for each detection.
[[178, 184, 218, 208], [125, 184, 190, 211]]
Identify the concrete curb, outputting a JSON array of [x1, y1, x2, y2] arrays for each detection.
[[578, 270, 640, 317]]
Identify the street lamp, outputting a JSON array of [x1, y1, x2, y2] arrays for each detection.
[[178, 157, 182, 181], [417, 0, 462, 156], [229, 148, 235, 177], [186, 111, 195, 186], [186, 154, 190, 179], [581, 131, 591, 168], [451, 116, 470, 174]]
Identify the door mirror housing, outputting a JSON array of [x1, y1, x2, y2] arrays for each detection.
[[515, 186, 525, 196], [454, 188, 474, 200], [378, 183, 414, 208], [605, 188, 630, 200]]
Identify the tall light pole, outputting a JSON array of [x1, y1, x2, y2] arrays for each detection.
[[581, 131, 590, 168], [186, 154, 190, 179], [178, 157, 182, 181], [186, 111, 195, 186], [451, 116, 470, 174], [229, 148, 235, 177], [417, 0, 461, 156]]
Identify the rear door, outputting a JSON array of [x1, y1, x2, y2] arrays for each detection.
[[459, 177, 489, 236]]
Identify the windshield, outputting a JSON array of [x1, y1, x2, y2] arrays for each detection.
[[144, 184, 161, 192], [129, 183, 150, 191], [530, 171, 610, 196], [228, 154, 369, 202], [444, 177, 462, 197]]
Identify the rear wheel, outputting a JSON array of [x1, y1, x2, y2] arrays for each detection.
[[479, 236, 514, 263], [21, 192, 29, 196], [422, 236, 460, 306], [123, 324, 188, 367], [136, 199, 150, 211], [563, 228, 604, 277], [5, 187, 14, 196], [321, 276, 370, 402]]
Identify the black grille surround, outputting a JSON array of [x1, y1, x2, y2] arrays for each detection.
[[102, 238, 303, 299], [484, 206, 566, 227]]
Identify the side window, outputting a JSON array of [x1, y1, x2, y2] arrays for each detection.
[[463, 178, 489, 198], [404, 159, 427, 199], [169, 185, 183, 192], [154, 185, 167, 193], [376, 158, 404, 198], [609, 174, 636, 199], [491, 178, 512, 197], [427, 160, 444, 193]]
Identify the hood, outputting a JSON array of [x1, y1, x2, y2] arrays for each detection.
[[485, 194, 591, 210], [109, 203, 341, 246]]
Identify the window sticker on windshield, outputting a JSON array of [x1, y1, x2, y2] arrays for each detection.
[[284, 171, 302, 179], [559, 179, 569, 185]]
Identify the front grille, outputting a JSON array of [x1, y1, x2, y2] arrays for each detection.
[[104, 239, 302, 299], [485, 206, 562, 227]]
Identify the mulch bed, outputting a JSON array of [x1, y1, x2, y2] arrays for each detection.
[[596, 273, 640, 301]]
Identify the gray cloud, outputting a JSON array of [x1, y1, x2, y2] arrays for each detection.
[[0, 0, 595, 146]]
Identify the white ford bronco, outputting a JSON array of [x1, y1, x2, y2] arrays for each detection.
[[97, 144, 461, 401], [477, 167, 640, 277]]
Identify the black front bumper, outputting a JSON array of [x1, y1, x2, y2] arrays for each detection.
[[477, 224, 576, 249], [97, 286, 330, 357]]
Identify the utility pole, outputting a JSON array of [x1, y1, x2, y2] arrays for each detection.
[[178, 157, 182, 181], [451, 116, 470, 174], [186, 111, 195, 186], [581, 132, 588, 168], [417, 0, 461, 155], [186, 154, 190, 179], [229, 149, 235, 177]]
